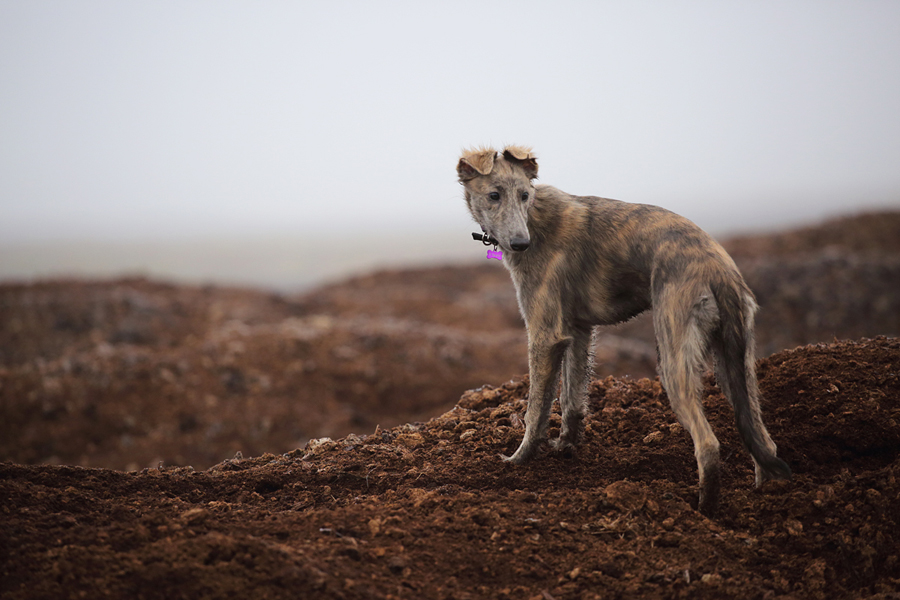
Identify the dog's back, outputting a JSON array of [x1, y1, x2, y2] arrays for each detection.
[[508, 184, 744, 328]]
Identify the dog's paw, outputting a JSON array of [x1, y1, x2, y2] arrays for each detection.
[[698, 490, 719, 517], [549, 437, 575, 450], [698, 470, 721, 516], [500, 443, 537, 464], [549, 437, 577, 458], [499, 452, 527, 465], [551, 438, 578, 459]]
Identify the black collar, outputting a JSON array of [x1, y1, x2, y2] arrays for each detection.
[[471, 231, 499, 246]]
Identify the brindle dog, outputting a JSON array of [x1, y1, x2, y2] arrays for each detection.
[[457, 145, 791, 514]]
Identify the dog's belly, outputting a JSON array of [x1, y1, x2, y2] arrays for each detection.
[[582, 296, 651, 326], [569, 279, 652, 327], [596, 270, 652, 325]]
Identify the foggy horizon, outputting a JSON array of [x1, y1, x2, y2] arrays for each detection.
[[2, 2, 899, 286]]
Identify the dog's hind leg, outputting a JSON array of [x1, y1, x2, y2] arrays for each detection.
[[711, 286, 791, 486], [503, 335, 570, 464], [655, 291, 722, 515], [552, 327, 593, 453]]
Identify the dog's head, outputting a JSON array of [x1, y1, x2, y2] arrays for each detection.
[[457, 145, 538, 253]]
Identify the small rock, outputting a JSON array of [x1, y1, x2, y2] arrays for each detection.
[[785, 519, 804, 536], [387, 555, 408, 575], [643, 431, 664, 445], [180, 508, 209, 525], [368, 518, 382, 536], [394, 432, 425, 449], [305, 438, 335, 454]]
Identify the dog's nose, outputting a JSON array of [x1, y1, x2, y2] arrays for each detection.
[[510, 237, 530, 252]]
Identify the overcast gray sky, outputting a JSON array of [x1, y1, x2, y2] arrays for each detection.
[[2, 1, 899, 247]]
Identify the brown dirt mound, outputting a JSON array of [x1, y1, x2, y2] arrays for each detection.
[[3, 337, 899, 599], [0, 274, 527, 470], [2, 212, 898, 473], [722, 210, 900, 259]]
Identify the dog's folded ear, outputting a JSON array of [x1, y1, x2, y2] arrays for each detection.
[[502, 145, 538, 180], [457, 147, 497, 181]]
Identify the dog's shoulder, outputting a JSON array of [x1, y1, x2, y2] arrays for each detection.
[[534, 184, 567, 200], [536, 184, 622, 206], [534, 184, 595, 208]]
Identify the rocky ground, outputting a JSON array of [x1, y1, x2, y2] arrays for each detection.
[[1, 210, 899, 599]]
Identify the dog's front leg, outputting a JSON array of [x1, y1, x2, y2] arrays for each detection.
[[503, 335, 570, 464], [552, 327, 592, 452]]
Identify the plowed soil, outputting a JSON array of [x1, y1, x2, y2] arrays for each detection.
[[3, 337, 899, 599], [2, 211, 900, 599]]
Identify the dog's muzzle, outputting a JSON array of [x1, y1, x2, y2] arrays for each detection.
[[510, 237, 530, 252]]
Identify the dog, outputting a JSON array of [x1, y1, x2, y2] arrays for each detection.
[[457, 145, 791, 514]]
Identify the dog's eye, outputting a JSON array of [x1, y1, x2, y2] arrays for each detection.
[[521, 192, 529, 201], [488, 192, 501, 201]]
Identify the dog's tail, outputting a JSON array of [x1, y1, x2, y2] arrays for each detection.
[[711, 278, 792, 485]]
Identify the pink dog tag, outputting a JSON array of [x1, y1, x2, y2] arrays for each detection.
[[486, 249, 503, 261]]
